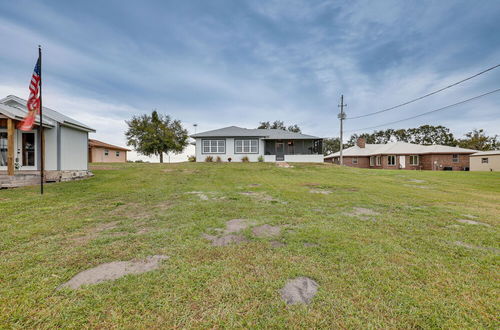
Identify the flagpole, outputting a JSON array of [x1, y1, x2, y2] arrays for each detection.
[[38, 45, 44, 195]]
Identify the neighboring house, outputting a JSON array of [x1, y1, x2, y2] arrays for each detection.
[[0, 95, 95, 187], [469, 150, 500, 171], [88, 139, 130, 163], [324, 138, 477, 171], [191, 126, 323, 162]]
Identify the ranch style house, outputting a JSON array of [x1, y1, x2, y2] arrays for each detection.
[[191, 126, 323, 162], [324, 137, 478, 171]]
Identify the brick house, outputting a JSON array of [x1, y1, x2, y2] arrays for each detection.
[[324, 138, 478, 171], [88, 139, 130, 163]]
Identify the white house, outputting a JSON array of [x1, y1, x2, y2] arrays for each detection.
[[0, 95, 95, 187], [191, 126, 323, 163]]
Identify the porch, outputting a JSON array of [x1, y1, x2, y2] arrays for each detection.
[[0, 117, 42, 176], [263, 139, 323, 162]]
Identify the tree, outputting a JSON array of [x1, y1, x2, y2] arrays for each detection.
[[322, 137, 341, 155], [125, 110, 189, 163], [257, 120, 302, 133], [458, 129, 499, 151]]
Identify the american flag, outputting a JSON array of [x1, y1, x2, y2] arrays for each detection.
[[18, 57, 41, 131]]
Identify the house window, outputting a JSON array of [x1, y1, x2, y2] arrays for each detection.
[[104, 149, 109, 156], [202, 139, 225, 153], [352, 157, 358, 164], [481, 157, 489, 164], [0, 132, 7, 166], [387, 155, 396, 166], [235, 139, 258, 153], [116, 151, 120, 157], [376, 155, 381, 166], [409, 155, 419, 166], [452, 154, 459, 163], [370, 156, 375, 166]]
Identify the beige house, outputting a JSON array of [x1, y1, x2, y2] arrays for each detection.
[[88, 139, 130, 163], [470, 150, 500, 171]]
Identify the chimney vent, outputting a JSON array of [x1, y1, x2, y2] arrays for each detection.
[[357, 137, 366, 148]]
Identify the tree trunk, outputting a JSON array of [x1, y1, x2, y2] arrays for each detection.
[[159, 152, 163, 163]]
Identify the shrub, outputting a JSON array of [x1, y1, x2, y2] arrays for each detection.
[[228, 157, 232, 162], [241, 156, 250, 162], [258, 155, 264, 162], [188, 155, 196, 162], [205, 156, 214, 162], [216, 156, 222, 163]]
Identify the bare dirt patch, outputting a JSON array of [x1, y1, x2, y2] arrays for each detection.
[[276, 162, 293, 168], [252, 224, 281, 238], [239, 191, 285, 204], [456, 219, 491, 227], [202, 219, 254, 246], [270, 241, 285, 248], [304, 242, 319, 247], [58, 255, 169, 289], [202, 234, 249, 246], [408, 179, 426, 183], [280, 277, 319, 305], [186, 191, 224, 201], [248, 183, 261, 187], [309, 189, 332, 195]]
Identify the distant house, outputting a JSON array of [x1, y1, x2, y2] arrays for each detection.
[[324, 138, 477, 171], [0, 95, 95, 187], [88, 139, 130, 163], [191, 126, 323, 162], [470, 150, 500, 171]]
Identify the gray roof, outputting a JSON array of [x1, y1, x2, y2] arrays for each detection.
[[470, 150, 500, 157], [0, 95, 95, 132], [191, 126, 320, 139], [325, 142, 478, 158]]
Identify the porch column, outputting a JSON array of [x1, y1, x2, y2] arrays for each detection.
[[7, 118, 14, 176]]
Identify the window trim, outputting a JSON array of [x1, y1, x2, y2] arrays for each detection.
[[352, 157, 358, 164], [481, 157, 489, 164], [376, 155, 381, 166], [104, 149, 109, 156], [369, 156, 375, 166], [452, 154, 459, 163], [234, 138, 259, 154], [116, 151, 120, 157], [387, 155, 396, 166], [409, 155, 419, 166], [201, 139, 226, 154]]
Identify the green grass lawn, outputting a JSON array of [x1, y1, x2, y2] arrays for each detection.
[[1, 162, 499, 328]]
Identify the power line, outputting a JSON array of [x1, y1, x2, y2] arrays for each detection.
[[345, 88, 500, 133], [346, 64, 500, 120]]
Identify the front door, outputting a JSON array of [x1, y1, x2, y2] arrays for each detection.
[[276, 142, 284, 161], [399, 155, 405, 169], [0, 131, 7, 167], [21, 132, 36, 169]]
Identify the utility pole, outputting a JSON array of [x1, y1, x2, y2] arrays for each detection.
[[193, 123, 198, 134], [338, 95, 347, 165]]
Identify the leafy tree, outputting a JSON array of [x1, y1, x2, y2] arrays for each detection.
[[458, 129, 498, 151], [125, 110, 189, 163], [346, 125, 457, 146], [257, 120, 302, 133], [322, 138, 341, 155]]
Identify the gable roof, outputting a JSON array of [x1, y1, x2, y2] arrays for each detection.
[[0, 95, 95, 132], [191, 126, 320, 139], [89, 139, 130, 151], [324, 142, 478, 158]]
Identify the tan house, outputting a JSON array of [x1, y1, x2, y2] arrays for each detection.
[[324, 138, 478, 171], [88, 139, 130, 163], [470, 150, 500, 171]]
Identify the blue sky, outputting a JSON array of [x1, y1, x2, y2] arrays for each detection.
[[1, 0, 499, 160]]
